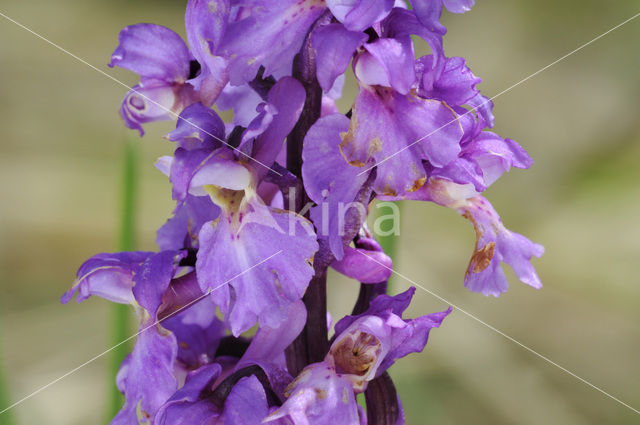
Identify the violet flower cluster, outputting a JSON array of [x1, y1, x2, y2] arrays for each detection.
[[62, 0, 543, 423]]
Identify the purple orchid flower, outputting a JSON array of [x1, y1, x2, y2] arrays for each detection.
[[109, 0, 230, 135], [65, 1, 545, 423], [266, 289, 450, 424]]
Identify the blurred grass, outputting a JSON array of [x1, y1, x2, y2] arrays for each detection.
[[0, 0, 639, 424], [0, 328, 14, 425], [108, 137, 139, 419]]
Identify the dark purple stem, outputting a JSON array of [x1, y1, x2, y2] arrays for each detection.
[[284, 11, 333, 376], [364, 372, 401, 425]]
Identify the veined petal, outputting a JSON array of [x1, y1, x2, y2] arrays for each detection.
[[221, 0, 326, 85], [166, 102, 226, 151], [264, 362, 360, 425], [157, 195, 221, 251], [196, 196, 318, 336], [302, 114, 369, 259], [312, 24, 367, 92], [109, 24, 190, 82], [185, 0, 230, 102], [357, 37, 416, 95], [61, 251, 153, 304], [340, 85, 462, 196]]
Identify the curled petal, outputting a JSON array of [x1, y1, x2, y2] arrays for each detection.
[[356, 37, 416, 95], [331, 245, 392, 284], [166, 103, 226, 151], [185, 0, 230, 102], [120, 83, 197, 136], [61, 251, 153, 304], [418, 55, 481, 106], [459, 196, 544, 296]]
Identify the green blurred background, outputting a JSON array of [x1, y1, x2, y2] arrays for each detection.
[[1, 0, 639, 424]]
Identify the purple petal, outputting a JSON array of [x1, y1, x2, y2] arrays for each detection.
[[112, 325, 178, 424], [221, 1, 326, 85], [302, 114, 369, 258], [265, 362, 360, 424], [458, 196, 544, 296], [161, 274, 226, 368], [383, 8, 445, 78], [156, 195, 221, 251], [170, 148, 250, 201], [312, 24, 367, 92], [340, 85, 462, 196], [132, 250, 184, 316], [154, 363, 223, 425], [467, 93, 495, 128], [249, 77, 306, 178], [185, 0, 230, 101], [356, 37, 416, 95], [443, 0, 475, 14], [236, 300, 306, 382], [221, 375, 270, 424], [418, 55, 481, 106], [166, 103, 226, 151], [216, 84, 264, 127], [109, 24, 190, 82], [327, 0, 394, 31], [330, 289, 451, 382], [196, 198, 317, 336], [61, 251, 153, 304], [331, 245, 392, 283], [408, 0, 446, 34], [120, 82, 197, 136], [460, 131, 533, 187]]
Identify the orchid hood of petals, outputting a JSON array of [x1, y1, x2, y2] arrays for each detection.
[[330, 288, 451, 387]]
